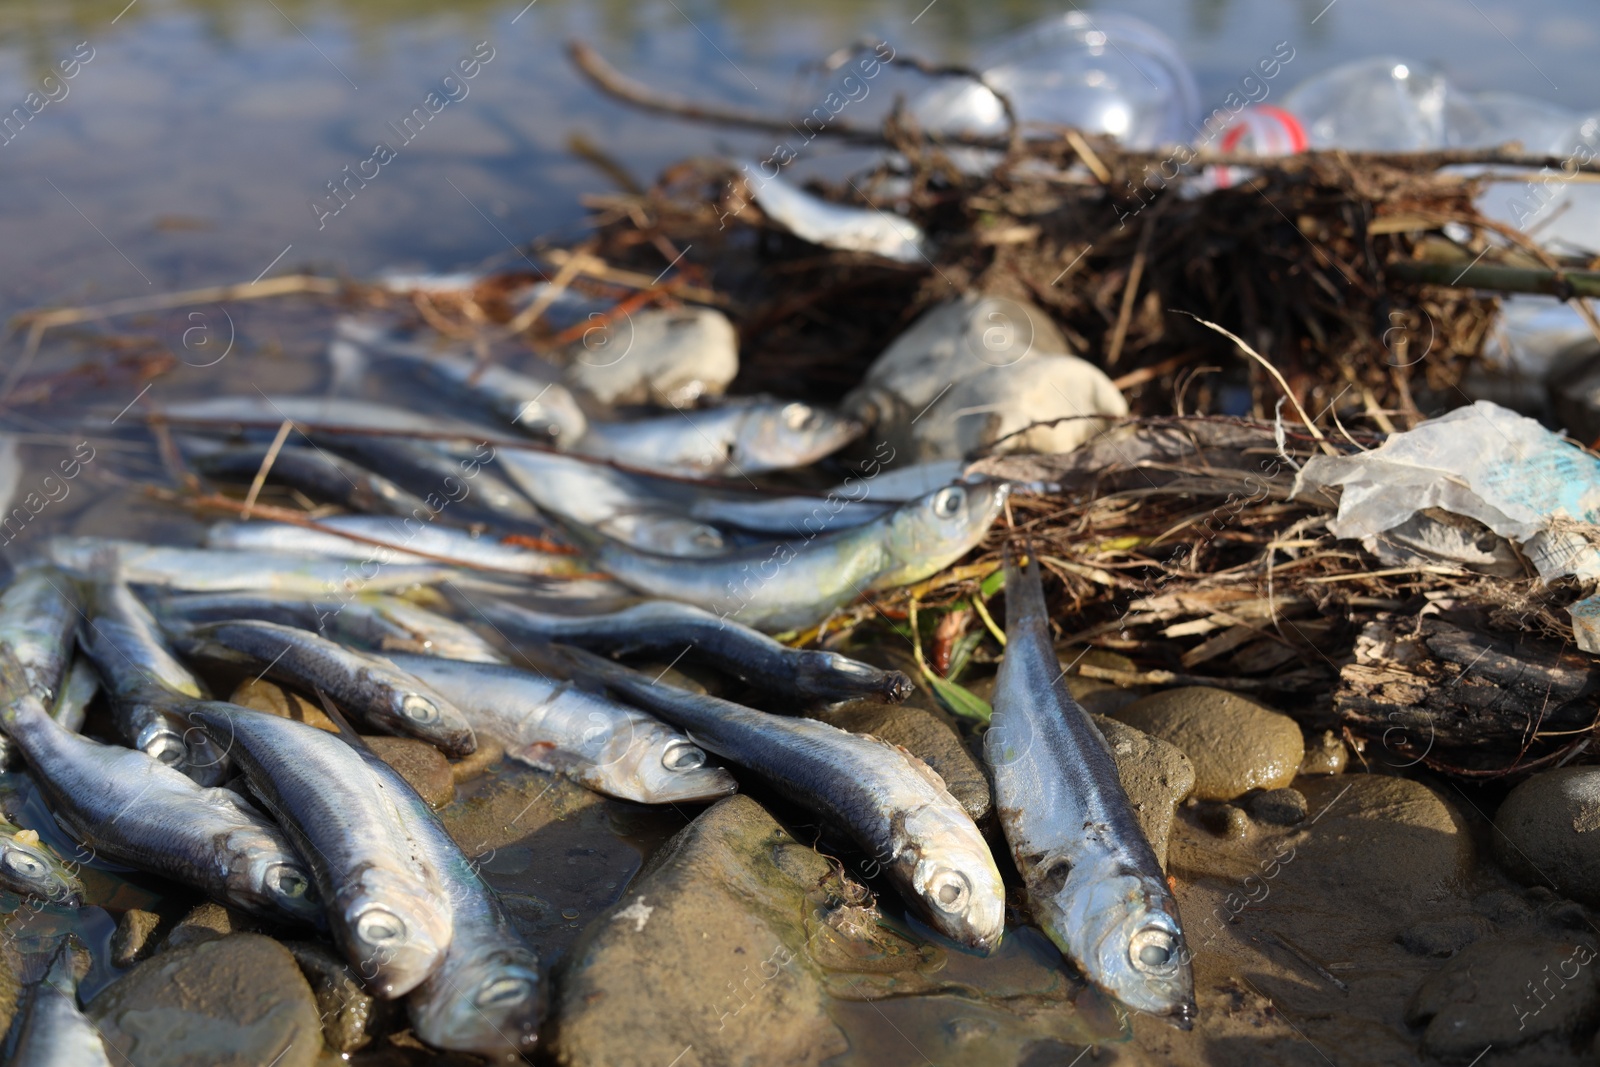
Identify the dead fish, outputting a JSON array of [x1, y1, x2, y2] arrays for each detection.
[[203, 516, 585, 578], [476, 598, 913, 704], [153, 590, 507, 664], [0, 816, 83, 907], [186, 440, 436, 518], [580, 481, 1006, 632], [495, 447, 729, 557], [170, 619, 477, 758], [77, 580, 230, 785], [557, 646, 1004, 950], [986, 549, 1196, 1026], [187, 703, 450, 997], [3, 939, 111, 1067], [570, 398, 862, 478], [0, 660, 320, 927], [0, 568, 80, 771], [41, 537, 463, 597], [388, 653, 737, 804]]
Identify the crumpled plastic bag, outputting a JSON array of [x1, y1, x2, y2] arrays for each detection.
[[1294, 399, 1600, 651]]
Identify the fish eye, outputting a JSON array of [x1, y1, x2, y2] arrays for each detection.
[[661, 740, 707, 771], [2, 849, 44, 878], [781, 403, 814, 430], [476, 976, 535, 1008], [931, 486, 966, 519], [268, 864, 310, 900], [401, 695, 441, 724], [1130, 927, 1179, 974], [928, 869, 971, 913], [355, 907, 406, 946]]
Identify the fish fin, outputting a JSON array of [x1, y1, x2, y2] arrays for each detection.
[[1000, 540, 1048, 629], [893, 743, 953, 795], [309, 686, 375, 754]]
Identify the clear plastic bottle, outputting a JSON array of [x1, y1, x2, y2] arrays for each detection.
[[1279, 55, 1483, 151], [912, 12, 1199, 150]]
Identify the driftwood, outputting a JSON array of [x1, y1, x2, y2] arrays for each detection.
[[1335, 614, 1600, 774]]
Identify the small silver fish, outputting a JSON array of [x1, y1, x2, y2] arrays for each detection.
[[346, 737, 544, 1055], [477, 598, 913, 704], [344, 318, 588, 442], [558, 647, 1004, 950], [0, 818, 83, 908], [0, 568, 80, 771], [986, 550, 1195, 1026], [388, 653, 737, 804], [77, 581, 230, 785], [154, 591, 507, 664], [188, 704, 451, 998], [685, 460, 963, 534], [571, 398, 862, 478], [746, 168, 929, 264], [495, 448, 728, 557], [586, 481, 1006, 632], [0, 666, 319, 927], [171, 619, 477, 758], [204, 517, 585, 577], [3, 939, 112, 1067], [42, 537, 463, 597]]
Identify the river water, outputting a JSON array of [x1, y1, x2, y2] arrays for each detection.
[[0, 0, 1596, 317]]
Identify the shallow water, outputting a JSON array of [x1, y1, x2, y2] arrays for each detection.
[[0, 1, 1596, 1064], [0, 0, 1597, 316]]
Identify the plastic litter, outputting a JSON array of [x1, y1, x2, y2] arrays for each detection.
[[1294, 400, 1600, 650], [745, 168, 926, 263]]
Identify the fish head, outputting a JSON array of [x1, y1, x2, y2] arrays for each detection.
[[901, 803, 1007, 952], [410, 947, 545, 1057], [734, 402, 862, 470], [1046, 861, 1196, 1026], [0, 835, 83, 907], [792, 650, 911, 703], [334, 865, 452, 999], [877, 480, 1007, 587], [584, 714, 738, 803], [228, 832, 323, 927], [515, 387, 589, 443], [387, 686, 478, 759]]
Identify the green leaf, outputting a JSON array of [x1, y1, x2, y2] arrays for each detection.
[[945, 628, 985, 683], [980, 568, 1006, 599], [926, 674, 992, 724]]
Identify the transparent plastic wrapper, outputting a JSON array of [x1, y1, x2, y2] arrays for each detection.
[[1294, 400, 1600, 651]]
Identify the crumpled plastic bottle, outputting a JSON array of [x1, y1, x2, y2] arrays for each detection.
[[911, 12, 1199, 151]]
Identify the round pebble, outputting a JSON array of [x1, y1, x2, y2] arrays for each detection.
[[364, 736, 455, 808], [1113, 686, 1305, 801], [1493, 766, 1600, 907], [1300, 729, 1348, 775], [1249, 787, 1309, 826]]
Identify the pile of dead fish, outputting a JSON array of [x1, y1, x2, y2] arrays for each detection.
[[0, 293, 1185, 1061]]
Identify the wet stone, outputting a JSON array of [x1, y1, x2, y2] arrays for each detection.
[[1249, 787, 1309, 826], [1493, 766, 1600, 908], [1299, 729, 1348, 775], [363, 735, 455, 808], [283, 940, 396, 1055], [810, 700, 992, 821], [1396, 914, 1494, 958], [1405, 935, 1600, 1059], [1093, 715, 1194, 869], [228, 678, 336, 733], [1114, 686, 1305, 802], [551, 795, 854, 1067], [111, 909, 163, 968], [89, 933, 323, 1067], [162, 901, 250, 953]]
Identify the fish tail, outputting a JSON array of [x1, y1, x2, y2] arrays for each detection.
[[1001, 541, 1049, 628]]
